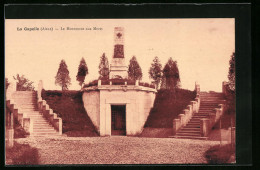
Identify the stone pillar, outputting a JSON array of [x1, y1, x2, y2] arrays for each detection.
[[135, 80, 139, 86], [200, 118, 210, 137], [23, 118, 33, 134], [222, 81, 228, 96], [195, 81, 200, 94], [6, 111, 14, 148], [98, 80, 101, 86], [182, 109, 189, 125], [173, 119, 181, 135], [38, 80, 43, 100], [195, 98, 200, 113], [190, 101, 197, 113], [215, 108, 221, 120], [6, 81, 16, 100], [178, 114, 185, 126], [187, 105, 192, 117]]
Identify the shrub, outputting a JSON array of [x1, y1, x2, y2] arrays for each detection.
[[14, 118, 29, 138], [6, 142, 39, 165], [204, 144, 235, 164]]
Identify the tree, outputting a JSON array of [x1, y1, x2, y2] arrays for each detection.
[[149, 56, 162, 90], [228, 52, 235, 92], [55, 59, 71, 90], [98, 53, 109, 80], [161, 57, 181, 91], [128, 56, 142, 81], [13, 74, 35, 91], [76, 57, 88, 87], [5, 78, 10, 90]]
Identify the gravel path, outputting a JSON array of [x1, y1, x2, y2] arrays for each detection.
[[15, 136, 222, 164]]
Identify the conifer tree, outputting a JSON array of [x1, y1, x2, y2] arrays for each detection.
[[228, 52, 235, 92], [161, 57, 181, 91], [149, 56, 162, 90], [128, 56, 142, 81], [55, 59, 71, 90], [76, 57, 88, 87], [98, 53, 110, 80]]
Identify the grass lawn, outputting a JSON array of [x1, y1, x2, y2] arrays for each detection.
[[145, 89, 196, 128], [41, 90, 98, 137]]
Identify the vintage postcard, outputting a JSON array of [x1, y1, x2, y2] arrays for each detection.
[[4, 4, 251, 166]]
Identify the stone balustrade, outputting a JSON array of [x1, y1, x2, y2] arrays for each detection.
[[173, 82, 201, 135], [200, 84, 226, 137], [37, 80, 62, 135], [85, 79, 155, 89], [6, 81, 34, 136], [200, 118, 210, 137]]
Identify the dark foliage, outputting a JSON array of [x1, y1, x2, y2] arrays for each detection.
[[13, 74, 35, 91], [204, 144, 235, 164], [145, 89, 196, 128], [128, 56, 143, 81], [161, 57, 180, 91], [55, 59, 71, 90], [98, 53, 109, 80], [14, 118, 29, 138], [76, 57, 88, 87], [149, 56, 162, 90], [41, 90, 98, 137], [228, 52, 235, 92], [6, 142, 39, 165]]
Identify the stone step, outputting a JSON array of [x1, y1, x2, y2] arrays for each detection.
[[170, 135, 208, 140], [33, 128, 56, 132], [200, 105, 217, 107], [179, 129, 200, 133], [176, 132, 201, 136], [31, 132, 59, 136], [182, 127, 200, 130], [186, 125, 200, 128], [192, 116, 208, 119], [199, 108, 215, 110]]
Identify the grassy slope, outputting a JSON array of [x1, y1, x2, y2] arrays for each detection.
[[42, 90, 98, 137], [145, 89, 196, 128], [6, 142, 39, 165]]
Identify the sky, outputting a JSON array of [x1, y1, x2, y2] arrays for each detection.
[[5, 19, 235, 92]]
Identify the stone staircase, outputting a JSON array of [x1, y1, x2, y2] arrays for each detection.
[[11, 91, 60, 137], [174, 91, 225, 139]]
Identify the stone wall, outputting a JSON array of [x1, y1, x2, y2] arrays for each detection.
[[82, 91, 100, 132], [82, 83, 156, 136]]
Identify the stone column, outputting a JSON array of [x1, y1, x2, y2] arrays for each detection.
[[178, 114, 185, 126], [195, 82, 200, 94], [222, 81, 228, 96], [182, 109, 189, 125], [200, 118, 210, 137], [190, 101, 197, 113], [6, 111, 14, 148], [173, 119, 181, 135], [98, 80, 101, 86], [6, 81, 16, 100], [135, 80, 139, 86], [187, 105, 192, 117]]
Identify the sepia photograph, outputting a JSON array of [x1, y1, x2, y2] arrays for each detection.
[[4, 18, 237, 165]]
